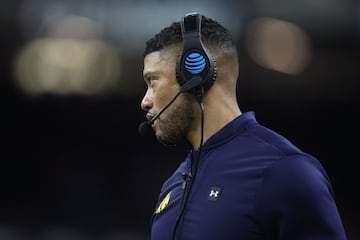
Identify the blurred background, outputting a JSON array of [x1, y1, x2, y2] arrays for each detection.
[[1, 0, 359, 239]]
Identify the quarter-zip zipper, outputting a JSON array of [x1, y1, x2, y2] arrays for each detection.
[[173, 149, 200, 239]]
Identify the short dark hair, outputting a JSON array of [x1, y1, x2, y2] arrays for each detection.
[[144, 15, 236, 57]]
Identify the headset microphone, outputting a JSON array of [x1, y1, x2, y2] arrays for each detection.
[[138, 76, 202, 137]]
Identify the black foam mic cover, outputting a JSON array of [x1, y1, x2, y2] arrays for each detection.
[[138, 121, 153, 137]]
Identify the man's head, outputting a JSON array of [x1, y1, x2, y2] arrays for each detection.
[[141, 13, 239, 146]]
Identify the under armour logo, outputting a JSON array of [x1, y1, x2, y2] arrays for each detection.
[[208, 187, 222, 201]]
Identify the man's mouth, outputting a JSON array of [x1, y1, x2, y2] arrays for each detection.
[[146, 113, 155, 121]]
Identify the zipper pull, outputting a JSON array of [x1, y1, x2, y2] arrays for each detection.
[[181, 172, 192, 189], [181, 173, 187, 189]]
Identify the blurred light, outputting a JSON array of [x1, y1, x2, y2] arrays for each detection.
[[13, 15, 121, 96], [245, 17, 312, 75], [45, 15, 103, 39]]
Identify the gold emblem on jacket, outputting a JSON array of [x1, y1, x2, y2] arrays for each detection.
[[155, 191, 172, 214]]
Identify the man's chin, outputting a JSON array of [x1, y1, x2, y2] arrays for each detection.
[[155, 133, 178, 148]]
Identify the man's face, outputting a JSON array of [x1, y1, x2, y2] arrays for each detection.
[[141, 49, 195, 146]]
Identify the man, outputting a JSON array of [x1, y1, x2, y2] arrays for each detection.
[[139, 12, 347, 240]]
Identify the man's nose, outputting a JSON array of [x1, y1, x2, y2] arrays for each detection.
[[141, 89, 153, 111]]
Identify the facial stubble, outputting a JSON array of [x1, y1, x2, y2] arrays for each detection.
[[155, 93, 195, 147]]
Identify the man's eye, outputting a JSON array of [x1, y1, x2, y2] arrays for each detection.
[[147, 76, 158, 83]]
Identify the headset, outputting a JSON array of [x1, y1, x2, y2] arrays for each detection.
[[176, 12, 217, 96]]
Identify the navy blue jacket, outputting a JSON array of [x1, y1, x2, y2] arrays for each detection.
[[151, 112, 347, 240]]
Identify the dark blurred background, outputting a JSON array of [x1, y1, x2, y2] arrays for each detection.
[[1, 0, 359, 239]]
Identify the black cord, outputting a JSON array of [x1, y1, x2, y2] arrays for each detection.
[[172, 87, 205, 240]]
